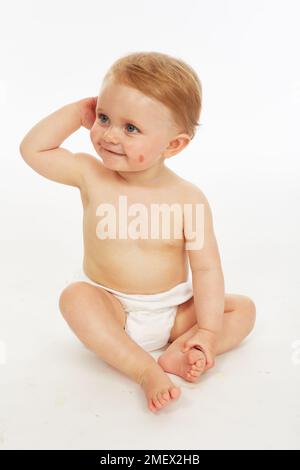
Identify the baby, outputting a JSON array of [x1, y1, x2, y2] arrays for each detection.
[[19, 51, 256, 413]]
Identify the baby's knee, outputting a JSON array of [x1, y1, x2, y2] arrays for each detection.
[[243, 296, 256, 331], [58, 282, 87, 314]]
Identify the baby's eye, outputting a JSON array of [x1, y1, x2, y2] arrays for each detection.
[[125, 123, 139, 134], [98, 113, 108, 124], [98, 113, 139, 134]]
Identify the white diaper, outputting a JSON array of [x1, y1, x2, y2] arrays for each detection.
[[68, 267, 193, 352]]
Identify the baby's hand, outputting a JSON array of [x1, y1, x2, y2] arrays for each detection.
[[181, 328, 217, 371], [76, 96, 98, 130]]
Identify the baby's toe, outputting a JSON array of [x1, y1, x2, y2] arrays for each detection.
[[152, 395, 163, 409], [169, 386, 181, 400], [188, 349, 200, 364], [157, 391, 169, 406], [149, 400, 157, 412], [186, 372, 199, 382], [197, 358, 205, 366]]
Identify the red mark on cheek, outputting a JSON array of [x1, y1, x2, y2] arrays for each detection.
[[138, 154, 144, 163]]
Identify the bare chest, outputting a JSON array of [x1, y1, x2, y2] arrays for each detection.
[[81, 177, 186, 250]]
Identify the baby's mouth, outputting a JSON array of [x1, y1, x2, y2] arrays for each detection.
[[100, 144, 125, 156]]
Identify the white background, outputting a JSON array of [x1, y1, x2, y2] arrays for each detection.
[[0, 0, 299, 449]]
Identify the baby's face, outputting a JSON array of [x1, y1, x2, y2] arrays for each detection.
[[90, 77, 189, 171]]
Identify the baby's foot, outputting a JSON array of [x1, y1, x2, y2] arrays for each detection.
[[140, 363, 181, 413], [157, 344, 206, 383]]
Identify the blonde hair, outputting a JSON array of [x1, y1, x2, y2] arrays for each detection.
[[104, 51, 202, 140]]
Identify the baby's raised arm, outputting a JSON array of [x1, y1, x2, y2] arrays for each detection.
[[19, 97, 97, 188]]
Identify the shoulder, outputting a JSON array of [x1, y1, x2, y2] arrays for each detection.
[[171, 175, 209, 206], [165, 171, 211, 211], [176, 179, 215, 233]]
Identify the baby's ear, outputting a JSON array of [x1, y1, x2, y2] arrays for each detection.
[[164, 133, 190, 158]]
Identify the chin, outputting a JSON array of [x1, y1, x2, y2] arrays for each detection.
[[100, 156, 124, 168]]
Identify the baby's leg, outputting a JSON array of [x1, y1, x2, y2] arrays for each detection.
[[158, 294, 256, 382], [59, 282, 181, 412]]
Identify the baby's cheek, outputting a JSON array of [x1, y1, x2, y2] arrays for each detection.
[[130, 153, 147, 166]]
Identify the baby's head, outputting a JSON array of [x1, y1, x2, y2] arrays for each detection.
[[90, 51, 202, 176]]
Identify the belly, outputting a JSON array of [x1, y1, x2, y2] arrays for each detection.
[[83, 238, 189, 294]]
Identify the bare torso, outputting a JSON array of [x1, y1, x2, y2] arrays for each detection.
[[79, 157, 192, 294]]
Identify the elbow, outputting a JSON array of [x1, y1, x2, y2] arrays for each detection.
[[19, 141, 34, 161], [19, 141, 27, 158]]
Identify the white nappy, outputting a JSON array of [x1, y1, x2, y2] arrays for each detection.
[[68, 267, 193, 352]]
